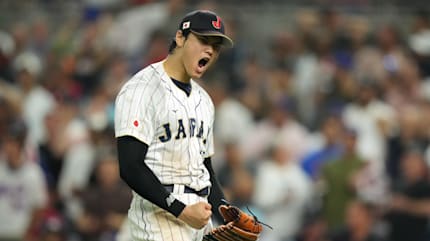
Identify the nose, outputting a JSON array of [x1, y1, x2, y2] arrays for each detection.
[[205, 46, 214, 56]]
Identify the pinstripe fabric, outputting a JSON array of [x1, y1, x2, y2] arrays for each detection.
[[127, 192, 212, 241], [115, 60, 215, 241]]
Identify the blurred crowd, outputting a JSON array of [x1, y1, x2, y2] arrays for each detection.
[[2, 0, 430, 241]]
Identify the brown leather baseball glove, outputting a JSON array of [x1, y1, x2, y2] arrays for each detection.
[[203, 202, 270, 241]]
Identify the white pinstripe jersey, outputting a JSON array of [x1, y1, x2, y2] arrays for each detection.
[[115, 60, 214, 192]]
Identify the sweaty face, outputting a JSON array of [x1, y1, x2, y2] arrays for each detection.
[[181, 33, 223, 79]]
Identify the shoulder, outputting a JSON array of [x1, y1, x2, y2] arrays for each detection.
[[117, 62, 168, 101], [120, 65, 160, 92]]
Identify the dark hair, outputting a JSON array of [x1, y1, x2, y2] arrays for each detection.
[[168, 39, 177, 54], [168, 31, 191, 54], [5, 119, 27, 146]]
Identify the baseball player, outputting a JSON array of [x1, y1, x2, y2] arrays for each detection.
[[114, 10, 233, 241]]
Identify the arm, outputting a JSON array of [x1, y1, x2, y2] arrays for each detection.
[[390, 195, 430, 216], [409, 200, 430, 216], [204, 157, 226, 224], [117, 136, 186, 216], [117, 136, 211, 229]]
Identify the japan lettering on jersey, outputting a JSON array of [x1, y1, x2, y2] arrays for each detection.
[[115, 61, 214, 191]]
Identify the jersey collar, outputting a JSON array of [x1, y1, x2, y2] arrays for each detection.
[[152, 60, 195, 101]]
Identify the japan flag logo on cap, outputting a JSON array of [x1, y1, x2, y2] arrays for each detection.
[[182, 21, 190, 30]]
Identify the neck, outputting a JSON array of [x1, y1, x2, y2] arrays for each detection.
[[163, 54, 190, 83]]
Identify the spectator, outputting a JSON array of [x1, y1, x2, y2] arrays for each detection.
[[296, 217, 329, 241], [211, 79, 255, 147], [53, 100, 95, 222], [342, 81, 396, 171], [229, 168, 259, 215], [385, 106, 426, 184], [385, 148, 430, 241], [13, 51, 56, 148], [329, 200, 385, 241], [76, 153, 131, 241], [0, 121, 48, 241], [0, 30, 15, 82], [301, 114, 344, 180], [242, 97, 310, 163], [408, 10, 430, 78], [320, 128, 366, 230], [104, 0, 186, 59], [140, 30, 169, 67], [217, 142, 250, 196], [253, 136, 313, 241]]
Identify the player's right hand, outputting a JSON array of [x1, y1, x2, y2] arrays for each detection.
[[178, 201, 212, 229]]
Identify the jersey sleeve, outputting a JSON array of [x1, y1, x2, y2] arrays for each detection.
[[115, 81, 156, 145]]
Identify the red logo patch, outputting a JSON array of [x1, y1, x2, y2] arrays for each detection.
[[133, 120, 139, 127], [212, 16, 221, 29]]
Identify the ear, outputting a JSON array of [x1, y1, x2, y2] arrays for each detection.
[[175, 30, 186, 47]]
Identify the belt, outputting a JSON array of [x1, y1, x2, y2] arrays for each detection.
[[164, 184, 210, 197]]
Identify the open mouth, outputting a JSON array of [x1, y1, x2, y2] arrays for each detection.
[[198, 58, 209, 68]]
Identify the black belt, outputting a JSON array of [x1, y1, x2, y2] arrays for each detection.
[[164, 184, 209, 197]]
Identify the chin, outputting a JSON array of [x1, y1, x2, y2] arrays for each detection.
[[191, 72, 204, 79]]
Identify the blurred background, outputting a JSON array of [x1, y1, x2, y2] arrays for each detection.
[[2, 0, 430, 241]]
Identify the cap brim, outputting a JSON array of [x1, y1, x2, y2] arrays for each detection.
[[191, 30, 234, 48]]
